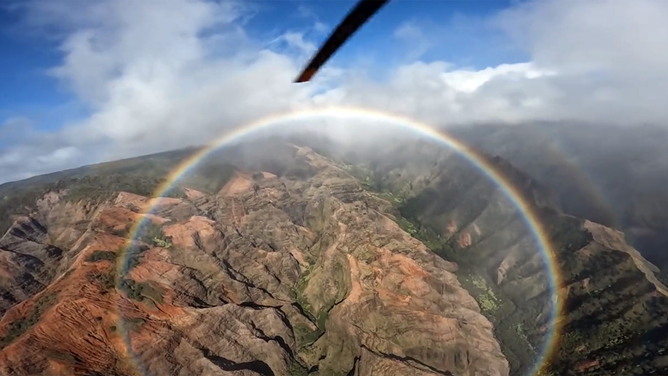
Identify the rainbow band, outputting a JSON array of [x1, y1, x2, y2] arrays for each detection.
[[118, 106, 562, 375]]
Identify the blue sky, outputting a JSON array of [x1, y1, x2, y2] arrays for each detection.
[[0, 9, 69, 130], [0, 0, 666, 183], [0, 0, 520, 135], [245, 0, 522, 64]]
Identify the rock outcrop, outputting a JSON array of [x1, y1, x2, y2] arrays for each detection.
[[0, 145, 509, 376], [2, 137, 667, 376], [332, 139, 668, 376]]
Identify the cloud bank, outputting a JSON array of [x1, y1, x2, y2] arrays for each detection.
[[1, 0, 668, 183]]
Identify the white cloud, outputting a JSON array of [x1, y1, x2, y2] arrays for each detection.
[[0, 137, 87, 183], [48, 0, 246, 106], [2, 0, 668, 183], [317, 0, 668, 125], [297, 4, 328, 34], [0, 0, 316, 183], [270, 31, 316, 57], [393, 21, 431, 61], [33, 1, 319, 156], [0, 117, 32, 142], [495, 0, 668, 75], [35, 146, 79, 165], [441, 63, 555, 93]]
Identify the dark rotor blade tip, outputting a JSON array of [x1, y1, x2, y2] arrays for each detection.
[[294, 68, 317, 83], [293, 0, 390, 83]]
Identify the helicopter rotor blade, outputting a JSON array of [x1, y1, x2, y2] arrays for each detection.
[[294, 0, 390, 83]]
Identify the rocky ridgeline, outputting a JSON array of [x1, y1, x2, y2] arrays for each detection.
[[337, 141, 668, 376], [0, 146, 508, 376], [0, 141, 667, 376]]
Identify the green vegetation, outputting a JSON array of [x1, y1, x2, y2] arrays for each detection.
[[342, 163, 376, 191], [382, 168, 668, 375], [344, 163, 414, 204], [0, 292, 57, 349], [292, 269, 329, 348], [344, 162, 461, 261], [462, 274, 501, 313], [85, 250, 118, 263], [287, 361, 309, 376], [119, 278, 164, 305], [123, 243, 147, 271], [513, 322, 534, 352], [396, 216, 418, 236], [180, 161, 236, 194], [293, 320, 325, 349], [0, 146, 235, 237], [295, 292, 314, 323], [395, 215, 459, 260], [152, 237, 172, 249], [0, 173, 165, 236], [345, 161, 549, 374], [86, 270, 117, 292], [83, 243, 163, 304], [0, 138, 665, 375], [136, 221, 173, 249]]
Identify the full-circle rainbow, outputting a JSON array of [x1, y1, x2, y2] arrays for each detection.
[[118, 106, 563, 376]]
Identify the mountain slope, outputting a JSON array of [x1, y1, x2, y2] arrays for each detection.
[[0, 145, 508, 376], [1, 138, 667, 376], [331, 139, 668, 376], [450, 123, 668, 279]]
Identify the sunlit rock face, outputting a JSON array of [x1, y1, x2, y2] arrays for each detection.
[[0, 143, 508, 376], [330, 138, 668, 376], [0, 137, 667, 376]]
